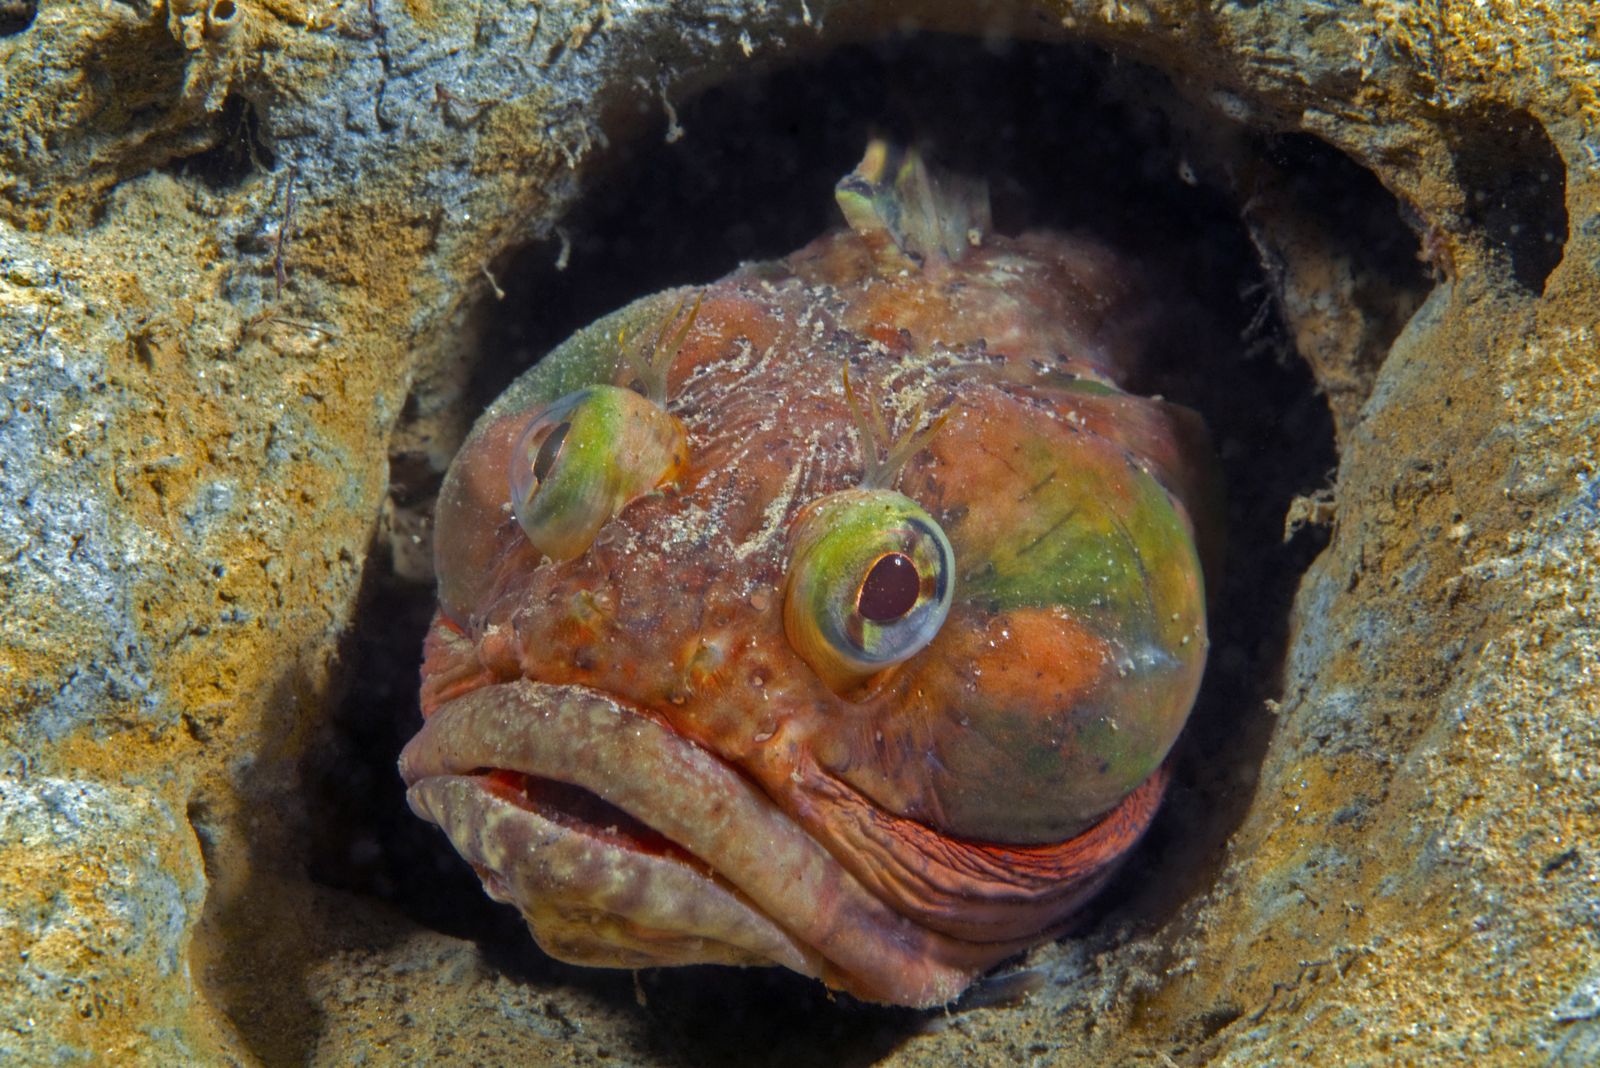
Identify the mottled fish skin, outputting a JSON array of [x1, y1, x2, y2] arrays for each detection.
[[401, 144, 1218, 1008]]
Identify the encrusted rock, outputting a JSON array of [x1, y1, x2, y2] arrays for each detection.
[[1, 0, 1595, 1063]]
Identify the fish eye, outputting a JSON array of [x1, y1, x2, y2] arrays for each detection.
[[531, 420, 571, 484], [784, 489, 953, 695], [857, 552, 920, 622], [509, 385, 688, 561]]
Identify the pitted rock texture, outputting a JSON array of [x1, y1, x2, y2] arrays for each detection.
[[0, 776, 205, 1063], [1, 0, 1596, 1064]]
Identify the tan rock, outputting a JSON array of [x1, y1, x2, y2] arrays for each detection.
[[1, 0, 1594, 1063]]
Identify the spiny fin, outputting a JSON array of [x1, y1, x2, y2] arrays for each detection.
[[834, 140, 992, 272]]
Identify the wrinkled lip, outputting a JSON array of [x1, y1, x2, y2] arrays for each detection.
[[398, 679, 1028, 1007]]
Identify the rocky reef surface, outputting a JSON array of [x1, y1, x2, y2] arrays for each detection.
[[1, 1, 1596, 1064]]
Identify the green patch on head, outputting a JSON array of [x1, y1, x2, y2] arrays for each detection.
[[958, 433, 1201, 650], [484, 288, 699, 422]]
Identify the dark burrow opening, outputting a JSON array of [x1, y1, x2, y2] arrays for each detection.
[[309, 32, 1429, 1065], [0, 0, 35, 37], [1446, 102, 1569, 295], [164, 90, 278, 190]]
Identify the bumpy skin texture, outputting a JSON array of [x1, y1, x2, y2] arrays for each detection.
[[401, 152, 1217, 1007]]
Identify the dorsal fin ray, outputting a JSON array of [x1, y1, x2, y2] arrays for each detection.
[[834, 140, 992, 272]]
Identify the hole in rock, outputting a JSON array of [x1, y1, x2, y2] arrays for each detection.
[[1239, 132, 1432, 432], [314, 31, 1424, 1060], [1446, 104, 1569, 294], [165, 90, 277, 189], [0, 0, 35, 36]]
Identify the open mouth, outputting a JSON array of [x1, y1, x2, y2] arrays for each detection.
[[407, 766, 821, 975], [485, 770, 698, 866], [398, 679, 1027, 1006]]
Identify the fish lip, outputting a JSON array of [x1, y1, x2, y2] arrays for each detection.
[[398, 678, 1019, 1007], [398, 682, 822, 974], [400, 772, 827, 978]]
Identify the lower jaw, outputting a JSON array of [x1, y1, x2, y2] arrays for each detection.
[[399, 679, 1065, 1006], [406, 771, 825, 976]]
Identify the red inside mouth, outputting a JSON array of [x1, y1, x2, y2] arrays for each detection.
[[479, 768, 703, 869]]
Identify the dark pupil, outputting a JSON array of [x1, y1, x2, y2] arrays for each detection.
[[858, 553, 920, 622], [532, 421, 571, 483]]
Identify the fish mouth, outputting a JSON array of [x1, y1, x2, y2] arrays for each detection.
[[398, 679, 1023, 1007]]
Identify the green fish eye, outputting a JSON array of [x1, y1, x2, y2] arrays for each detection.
[[509, 384, 689, 562], [784, 488, 954, 695]]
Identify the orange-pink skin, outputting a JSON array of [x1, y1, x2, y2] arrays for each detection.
[[402, 223, 1215, 1006]]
